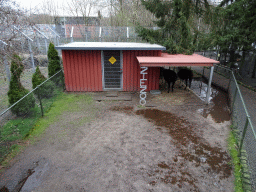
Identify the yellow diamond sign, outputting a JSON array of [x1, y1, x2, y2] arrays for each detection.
[[109, 56, 116, 64]]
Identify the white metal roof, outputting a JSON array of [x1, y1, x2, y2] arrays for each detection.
[[56, 42, 166, 50]]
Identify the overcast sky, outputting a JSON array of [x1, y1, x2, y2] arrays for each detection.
[[15, 0, 107, 17], [16, 0, 46, 10]]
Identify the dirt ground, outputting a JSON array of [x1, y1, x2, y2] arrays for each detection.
[[0, 87, 234, 192]]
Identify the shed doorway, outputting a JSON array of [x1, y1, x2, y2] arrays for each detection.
[[102, 50, 123, 90]]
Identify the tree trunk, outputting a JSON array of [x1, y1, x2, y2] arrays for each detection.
[[229, 48, 235, 63], [239, 50, 246, 76], [252, 54, 256, 78]]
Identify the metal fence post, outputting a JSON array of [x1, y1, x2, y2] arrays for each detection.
[[70, 26, 74, 42], [44, 38, 48, 55], [238, 116, 249, 156], [4, 55, 11, 82], [28, 39, 35, 72], [99, 27, 102, 42], [36, 33, 40, 52], [127, 27, 129, 42], [21, 41, 24, 53], [206, 66, 214, 104], [56, 37, 59, 46]]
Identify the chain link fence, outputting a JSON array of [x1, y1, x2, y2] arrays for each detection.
[[0, 70, 64, 163], [196, 63, 256, 191], [229, 71, 256, 191], [66, 25, 142, 43]]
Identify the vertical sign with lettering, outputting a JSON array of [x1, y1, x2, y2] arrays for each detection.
[[140, 66, 148, 105]]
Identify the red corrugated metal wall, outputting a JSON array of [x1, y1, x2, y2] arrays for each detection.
[[62, 49, 162, 92], [62, 50, 102, 91], [123, 50, 162, 91]]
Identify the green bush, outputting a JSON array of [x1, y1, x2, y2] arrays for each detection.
[[38, 81, 55, 98], [52, 71, 64, 87], [32, 66, 55, 98], [10, 91, 35, 116], [47, 42, 60, 61], [32, 66, 47, 86], [7, 54, 35, 116], [47, 43, 63, 86], [48, 59, 61, 77], [47, 42, 61, 77]]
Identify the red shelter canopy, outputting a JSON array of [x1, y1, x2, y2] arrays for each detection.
[[136, 52, 218, 104], [137, 53, 219, 67]]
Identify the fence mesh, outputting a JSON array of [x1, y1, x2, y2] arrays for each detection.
[[219, 68, 256, 191], [243, 122, 256, 190], [0, 70, 64, 163], [194, 61, 256, 190], [67, 26, 142, 42], [0, 64, 48, 114], [230, 77, 256, 190]]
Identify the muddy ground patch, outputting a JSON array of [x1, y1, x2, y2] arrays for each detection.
[[0, 89, 234, 191]]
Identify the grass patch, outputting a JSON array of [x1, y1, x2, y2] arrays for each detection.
[[0, 88, 70, 165], [27, 93, 93, 140], [228, 127, 243, 192], [1, 145, 24, 168], [1, 92, 94, 166]]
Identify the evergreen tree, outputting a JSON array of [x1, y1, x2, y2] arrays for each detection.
[[137, 0, 211, 54], [32, 66, 55, 98], [210, 0, 256, 75], [7, 54, 35, 116], [47, 42, 63, 86], [47, 42, 61, 77]]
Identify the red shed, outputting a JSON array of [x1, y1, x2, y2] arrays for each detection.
[[56, 42, 165, 92]]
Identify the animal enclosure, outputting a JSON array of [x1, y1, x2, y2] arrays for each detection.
[[57, 42, 219, 94]]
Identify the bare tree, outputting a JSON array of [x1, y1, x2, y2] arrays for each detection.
[[0, 0, 35, 77], [40, 0, 62, 21], [66, 0, 98, 19], [62, 0, 105, 40], [103, 0, 155, 26]]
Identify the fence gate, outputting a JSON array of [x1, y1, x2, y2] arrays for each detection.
[[103, 50, 122, 90]]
